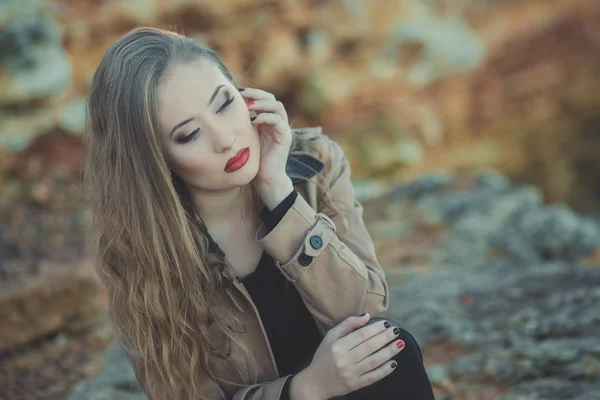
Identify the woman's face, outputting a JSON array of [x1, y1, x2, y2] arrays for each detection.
[[157, 60, 260, 192]]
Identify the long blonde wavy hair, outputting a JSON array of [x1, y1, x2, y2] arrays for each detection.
[[83, 27, 345, 399]]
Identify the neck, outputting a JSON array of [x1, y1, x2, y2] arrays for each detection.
[[189, 184, 257, 228]]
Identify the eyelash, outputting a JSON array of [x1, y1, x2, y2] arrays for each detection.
[[179, 95, 235, 143], [179, 127, 200, 144], [217, 95, 234, 114]]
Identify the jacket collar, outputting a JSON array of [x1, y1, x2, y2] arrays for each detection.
[[285, 154, 325, 185], [285, 151, 325, 184]]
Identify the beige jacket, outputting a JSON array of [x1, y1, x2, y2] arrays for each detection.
[[117, 127, 389, 399]]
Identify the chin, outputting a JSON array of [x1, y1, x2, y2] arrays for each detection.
[[242, 159, 260, 184], [226, 160, 259, 188]]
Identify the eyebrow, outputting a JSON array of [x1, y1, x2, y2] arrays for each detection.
[[169, 117, 193, 139], [208, 84, 226, 106], [168, 84, 227, 139]]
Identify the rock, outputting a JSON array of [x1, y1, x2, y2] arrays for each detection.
[[0, 261, 103, 352], [0, 323, 114, 399], [389, 0, 486, 84], [57, 98, 87, 135], [67, 343, 147, 400], [490, 205, 600, 264], [70, 389, 147, 400], [497, 380, 600, 400], [1, 0, 597, 212], [424, 364, 451, 386], [2, 130, 85, 181], [395, 138, 424, 165], [252, 27, 305, 91], [0, 0, 47, 26], [0, 1, 71, 106], [321, 0, 600, 211], [0, 155, 107, 398], [0, 0, 74, 162], [303, 29, 333, 65], [351, 179, 388, 202], [410, 179, 543, 235], [363, 136, 423, 172], [0, 108, 56, 153], [379, 173, 600, 398], [389, 172, 454, 201], [473, 169, 510, 190], [312, 0, 485, 82]]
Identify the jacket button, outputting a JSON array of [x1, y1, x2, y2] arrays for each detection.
[[298, 253, 313, 266], [309, 235, 323, 249]]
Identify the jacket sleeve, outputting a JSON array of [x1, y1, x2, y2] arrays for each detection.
[[116, 329, 294, 400], [255, 136, 389, 331]]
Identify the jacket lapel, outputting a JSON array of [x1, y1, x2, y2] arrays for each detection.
[[286, 152, 325, 184]]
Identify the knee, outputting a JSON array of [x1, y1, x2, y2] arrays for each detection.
[[370, 317, 424, 363], [395, 327, 424, 363]]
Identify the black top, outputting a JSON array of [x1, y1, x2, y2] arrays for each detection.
[[244, 190, 323, 399]]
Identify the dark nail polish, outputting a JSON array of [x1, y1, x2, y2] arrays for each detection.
[[250, 115, 257, 121], [393, 327, 400, 335], [384, 321, 390, 329], [238, 87, 245, 92], [391, 361, 397, 369], [359, 313, 366, 317]]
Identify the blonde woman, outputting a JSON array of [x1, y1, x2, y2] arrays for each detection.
[[84, 27, 434, 399]]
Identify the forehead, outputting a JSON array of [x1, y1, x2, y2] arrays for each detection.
[[156, 60, 228, 133]]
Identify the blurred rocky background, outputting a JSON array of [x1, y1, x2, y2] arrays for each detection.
[[0, 0, 599, 399]]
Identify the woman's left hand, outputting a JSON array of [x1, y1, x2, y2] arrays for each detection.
[[241, 88, 292, 183], [240, 88, 294, 208]]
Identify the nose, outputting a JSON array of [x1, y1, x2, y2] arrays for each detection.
[[214, 133, 235, 153], [206, 123, 236, 153]]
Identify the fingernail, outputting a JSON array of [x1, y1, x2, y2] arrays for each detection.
[[246, 100, 254, 107], [391, 361, 397, 369], [384, 321, 390, 329], [359, 313, 367, 317], [238, 87, 246, 92], [250, 115, 257, 121], [393, 327, 400, 335], [397, 340, 405, 349]]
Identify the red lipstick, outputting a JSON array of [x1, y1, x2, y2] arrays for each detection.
[[224, 147, 250, 172]]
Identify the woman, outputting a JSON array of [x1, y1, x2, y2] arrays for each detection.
[[84, 27, 434, 400]]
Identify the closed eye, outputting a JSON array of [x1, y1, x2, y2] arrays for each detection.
[[178, 127, 201, 144], [216, 95, 234, 114]]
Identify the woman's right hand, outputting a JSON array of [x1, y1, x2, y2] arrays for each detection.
[[290, 313, 405, 400]]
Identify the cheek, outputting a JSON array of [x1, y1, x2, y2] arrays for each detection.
[[168, 148, 213, 178], [234, 95, 253, 120], [231, 101, 258, 141]]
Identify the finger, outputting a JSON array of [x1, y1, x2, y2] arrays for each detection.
[[238, 87, 276, 101], [350, 325, 401, 362], [327, 313, 370, 341], [247, 99, 288, 123], [354, 339, 405, 376], [251, 113, 290, 145], [354, 359, 398, 390], [338, 319, 390, 350]]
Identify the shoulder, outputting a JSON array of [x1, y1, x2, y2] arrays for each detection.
[[292, 126, 336, 145], [289, 127, 348, 184], [291, 126, 347, 168]]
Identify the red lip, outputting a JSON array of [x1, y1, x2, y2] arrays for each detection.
[[224, 147, 250, 172]]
